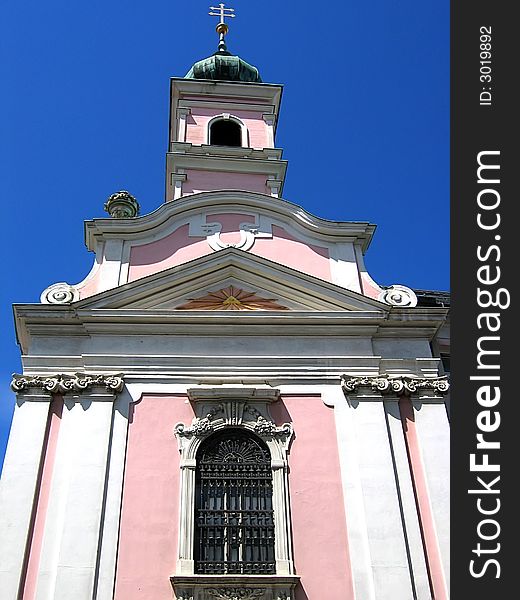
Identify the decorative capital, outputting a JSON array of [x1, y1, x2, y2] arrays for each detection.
[[11, 373, 124, 396], [104, 190, 140, 218], [341, 374, 450, 397], [378, 285, 418, 307]]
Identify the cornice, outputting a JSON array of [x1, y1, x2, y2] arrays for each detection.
[[84, 191, 376, 253], [166, 153, 288, 194], [170, 142, 284, 161]]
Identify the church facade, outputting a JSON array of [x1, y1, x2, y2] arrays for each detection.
[[0, 21, 450, 600]]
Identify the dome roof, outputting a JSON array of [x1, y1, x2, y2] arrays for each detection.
[[185, 50, 262, 83]]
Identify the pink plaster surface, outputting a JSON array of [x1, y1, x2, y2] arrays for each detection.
[[271, 395, 354, 600], [186, 108, 269, 149], [127, 218, 333, 285], [76, 261, 102, 299], [400, 398, 447, 600], [114, 394, 353, 599], [183, 170, 269, 196], [114, 394, 194, 600], [360, 272, 382, 299], [21, 396, 64, 600], [253, 226, 331, 282], [128, 223, 210, 282]]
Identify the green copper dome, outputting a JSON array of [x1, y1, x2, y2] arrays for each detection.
[[185, 50, 262, 83]]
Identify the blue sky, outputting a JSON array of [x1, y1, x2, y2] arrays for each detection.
[[0, 0, 449, 468]]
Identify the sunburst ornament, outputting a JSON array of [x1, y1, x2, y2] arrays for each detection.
[[176, 286, 288, 311]]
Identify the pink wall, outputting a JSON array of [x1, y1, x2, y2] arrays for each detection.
[[127, 217, 332, 286], [115, 394, 354, 600], [271, 395, 354, 600], [77, 262, 102, 299], [114, 394, 193, 600], [21, 396, 64, 600], [128, 224, 210, 282], [253, 226, 331, 282], [183, 170, 269, 196], [360, 272, 382, 299], [186, 108, 269, 149]]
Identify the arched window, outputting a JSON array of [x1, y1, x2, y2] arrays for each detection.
[[194, 429, 275, 575], [209, 118, 242, 147]]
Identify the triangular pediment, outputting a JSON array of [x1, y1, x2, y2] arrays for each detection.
[[75, 248, 388, 313]]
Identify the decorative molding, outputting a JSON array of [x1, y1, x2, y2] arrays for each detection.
[[85, 190, 376, 254], [186, 212, 273, 253], [378, 285, 418, 307], [175, 404, 222, 437], [207, 589, 265, 600], [175, 401, 292, 443], [10, 373, 124, 396], [104, 190, 140, 218], [173, 388, 295, 577], [40, 282, 79, 304], [176, 287, 288, 311], [341, 374, 450, 396], [171, 574, 299, 600]]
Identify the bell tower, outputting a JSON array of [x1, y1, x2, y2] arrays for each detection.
[[166, 6, 286, 201]]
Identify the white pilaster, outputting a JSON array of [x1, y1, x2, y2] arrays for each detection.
[[413, 397, 450, 591], [329, 242, 363, 293], [172, 170, 187, 200], [262, 113, 275, 148], [0, 394, 50, 599], [327, 385, 376, 600], [176, 458, 196, 574], [266, 176, 282, 198], [384, 399, 431, 599], [35, 393, 115, 600], [93, 391, 132, 600], [98, 238, 124, 293], [177, 107, 191, 143], [345, 391, 415, 600]]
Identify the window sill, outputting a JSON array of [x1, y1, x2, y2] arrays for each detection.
[[171, 573, 300, 600]]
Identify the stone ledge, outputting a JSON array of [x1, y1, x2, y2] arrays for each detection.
[[171, 574, 300, 600]]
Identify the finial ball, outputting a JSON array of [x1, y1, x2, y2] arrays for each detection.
[[216, 22, 229, 35]]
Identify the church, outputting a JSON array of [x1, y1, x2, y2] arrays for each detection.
[[0, 6, 450, 600]]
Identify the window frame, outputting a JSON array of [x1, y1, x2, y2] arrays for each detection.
[[173, 388, 295, 578], [207, 114, 249, 148]]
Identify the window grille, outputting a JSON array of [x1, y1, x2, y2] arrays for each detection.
[[194, 429, 276, 575]]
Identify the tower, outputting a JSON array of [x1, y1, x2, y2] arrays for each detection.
[[0, 7, 450, 600]]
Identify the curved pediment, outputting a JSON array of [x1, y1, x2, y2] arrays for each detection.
[[85, 190, 376, 252]]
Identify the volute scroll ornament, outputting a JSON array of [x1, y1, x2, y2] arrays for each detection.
[[378, 285, 418, 307], [40, 282, 79, 304]]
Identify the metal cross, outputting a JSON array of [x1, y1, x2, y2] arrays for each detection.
[[209, 3, 235, 26]]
